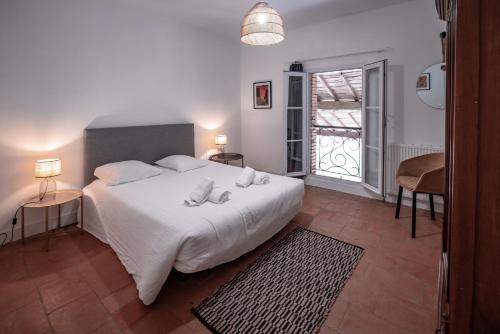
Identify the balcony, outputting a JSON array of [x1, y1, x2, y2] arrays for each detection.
[[311, 125, 362, 182]]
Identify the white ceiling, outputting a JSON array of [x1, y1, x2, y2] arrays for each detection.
[[132, 0, 414, 38]]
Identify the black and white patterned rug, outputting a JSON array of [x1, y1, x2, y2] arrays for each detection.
[[192, 228, 364, 334]]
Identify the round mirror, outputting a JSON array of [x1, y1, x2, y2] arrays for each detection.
[[416, 63, 445, 109]]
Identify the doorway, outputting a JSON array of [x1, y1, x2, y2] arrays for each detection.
[[310, 69, 363, 182], [284, 60, 386, 197], [310, 60, 387, 197]]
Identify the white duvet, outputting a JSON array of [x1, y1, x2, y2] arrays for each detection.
[[82, 161, 304, 305]]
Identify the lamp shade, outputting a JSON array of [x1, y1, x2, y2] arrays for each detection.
[[215, 135, 227, 145], [241, 2, 284, 46], [35, 158, 61, 178]]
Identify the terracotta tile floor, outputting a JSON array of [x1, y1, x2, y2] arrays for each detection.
[[0, 186, 442, 334]]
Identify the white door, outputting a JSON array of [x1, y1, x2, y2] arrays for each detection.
[[361, 60, 386, 195], [284, 72, 308, 176]]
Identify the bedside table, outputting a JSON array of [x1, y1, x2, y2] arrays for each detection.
[[19, 189, 83, 251], [209, 153, 244, 167]]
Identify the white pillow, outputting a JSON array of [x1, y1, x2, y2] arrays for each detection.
[[155, 155, 208, 173], [94, 160, 162, 186]]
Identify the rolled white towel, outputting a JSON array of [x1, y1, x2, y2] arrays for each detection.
[[253, 171, 270, 185], [208, 187, 231, 204], [184, 177, 214, 207], [235, 167, 255, 188]]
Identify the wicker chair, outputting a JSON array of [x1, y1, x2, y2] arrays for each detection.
[[395, 152, 445, 238]]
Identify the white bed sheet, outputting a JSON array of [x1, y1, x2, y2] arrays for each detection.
[[82, 161, 304, 305]]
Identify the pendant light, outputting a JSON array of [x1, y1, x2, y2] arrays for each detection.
[[240, 2, 284, 46]]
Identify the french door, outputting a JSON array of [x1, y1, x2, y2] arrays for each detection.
[[361, 60, 387, 195], [284, 72, 308, 176]]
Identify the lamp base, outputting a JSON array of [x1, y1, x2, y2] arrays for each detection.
[[218, 145, 226, 154], [39, 177, 57, 200]]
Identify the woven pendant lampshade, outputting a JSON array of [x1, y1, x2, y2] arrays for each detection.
[[241, 2, 284, 46]]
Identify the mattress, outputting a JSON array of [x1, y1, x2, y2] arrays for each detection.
[[81, 161, 304, 305]]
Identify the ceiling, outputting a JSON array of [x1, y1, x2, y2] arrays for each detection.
[[132, 0, 414, 38], [314, 69, 363, 128]]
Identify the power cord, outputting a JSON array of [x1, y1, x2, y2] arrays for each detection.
[[0, 221, 15, 247], [0, 231, 8, 247], [1, 182, 49, 247]]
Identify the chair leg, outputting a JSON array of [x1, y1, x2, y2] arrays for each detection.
[[412, 192, 417, 239], [429, 194, 436, 220], [395, 186, 403, 219]]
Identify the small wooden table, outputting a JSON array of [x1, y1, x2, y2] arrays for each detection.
[[209, 153, 244, 167], [19, 189, 84, 251]]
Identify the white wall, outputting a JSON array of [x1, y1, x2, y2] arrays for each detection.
[[0, 0, 240, 237], [240, 0, 445, 175]]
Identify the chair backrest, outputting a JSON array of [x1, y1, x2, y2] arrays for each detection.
[[417, 152, 445, 174], [398, 152, 445, 178]]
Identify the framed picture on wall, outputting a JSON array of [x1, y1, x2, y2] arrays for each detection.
[[253, 81, 272, 109], [416, 73, 431, 90]]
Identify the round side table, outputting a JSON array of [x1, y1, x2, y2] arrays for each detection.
[[209, 153, 244, 167], [19, 189, 83, 251]]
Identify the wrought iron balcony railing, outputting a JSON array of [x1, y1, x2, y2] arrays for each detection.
[[312, 125, 362, 180]]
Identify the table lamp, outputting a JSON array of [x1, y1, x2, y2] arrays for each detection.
[[35, 158, 61, 200], [215, 135, 227, 153]]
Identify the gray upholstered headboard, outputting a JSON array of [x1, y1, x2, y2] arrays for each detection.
[[84, 123, 194, 186]]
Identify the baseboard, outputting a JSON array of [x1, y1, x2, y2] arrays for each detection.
[[1, 210, 79, 242], [306, 174, 443, 212], [305, 175, 382, 199], [385, 193, 444, 213]]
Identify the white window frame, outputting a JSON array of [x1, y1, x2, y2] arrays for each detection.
[[284, 71, 309, 176], [361, 60, 387, 196]]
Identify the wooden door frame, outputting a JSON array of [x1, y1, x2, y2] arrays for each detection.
[[441, 0, 500, 332], [445, 0, 480, 331]]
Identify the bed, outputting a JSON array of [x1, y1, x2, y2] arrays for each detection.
[[81, 124, 304, 305]]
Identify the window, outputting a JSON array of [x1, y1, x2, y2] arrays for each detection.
[[284, 72, 308, 176]]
